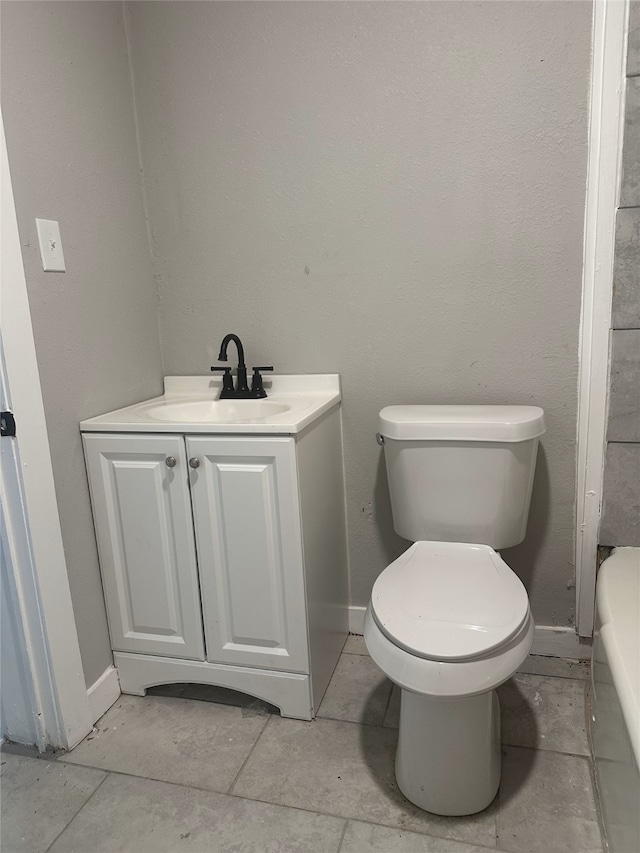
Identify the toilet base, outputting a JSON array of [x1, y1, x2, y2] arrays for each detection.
[[395, 688, 501, 816]]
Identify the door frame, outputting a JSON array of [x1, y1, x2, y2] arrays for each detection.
[[575, 0, 628, 637], [1, 115, 93, 750]]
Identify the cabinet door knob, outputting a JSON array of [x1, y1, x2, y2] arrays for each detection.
[[165, 456, 177, 468], [189, 457, 200, 469]]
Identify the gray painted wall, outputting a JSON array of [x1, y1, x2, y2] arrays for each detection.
[[127, 1, 592, 626], [1, 1, 163, 686], [1, 0, 595, 695], [600, 1, 640, 547]]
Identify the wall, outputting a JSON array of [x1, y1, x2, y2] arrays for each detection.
[[1, 1, 163, 686], [600, 1, 640, 547], [126, 1, 593, 626]]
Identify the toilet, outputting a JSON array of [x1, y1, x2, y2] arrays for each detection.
[[364, 404, 545, 817]]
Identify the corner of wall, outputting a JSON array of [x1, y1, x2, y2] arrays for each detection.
[[122, 0, 166, 380]]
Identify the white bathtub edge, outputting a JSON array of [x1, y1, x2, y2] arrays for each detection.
[[591, 546, 640, 853]]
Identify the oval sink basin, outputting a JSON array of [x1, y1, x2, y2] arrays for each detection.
[[143, 399, 290, 424]]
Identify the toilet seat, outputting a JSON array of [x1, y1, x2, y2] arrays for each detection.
[[364, 602, 534, 699], [371, 541, 530, 662]]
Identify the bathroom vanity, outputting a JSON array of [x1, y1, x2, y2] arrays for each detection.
[[81, 375, 348, 720]]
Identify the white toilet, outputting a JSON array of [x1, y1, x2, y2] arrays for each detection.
[[364, 404, 545, 817]]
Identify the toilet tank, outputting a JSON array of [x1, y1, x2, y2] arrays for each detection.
[[378, 405, 545, 550]]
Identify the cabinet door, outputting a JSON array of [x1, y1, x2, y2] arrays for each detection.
[[187, 436, 308, 673], [83, 433, 204, 660]]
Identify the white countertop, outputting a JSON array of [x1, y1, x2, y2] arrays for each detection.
[[80, 375, 341, 435]]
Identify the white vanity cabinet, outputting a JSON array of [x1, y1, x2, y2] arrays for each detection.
[[81, 381, 348, 721]]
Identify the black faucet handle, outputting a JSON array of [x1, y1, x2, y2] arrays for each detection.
[[211, 366, 234, 396], [251, 366, 273, 399]]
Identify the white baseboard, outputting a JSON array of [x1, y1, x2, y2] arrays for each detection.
[[530, 626, 592, 660], [349, 606, 367, 635], [87, 665, 121, 724], [348, 606, 591, 660]]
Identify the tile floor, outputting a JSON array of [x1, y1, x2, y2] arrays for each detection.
[[1, 639, 604, 853]]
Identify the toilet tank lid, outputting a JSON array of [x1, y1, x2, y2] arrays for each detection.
[[379, 405, 545, 442]]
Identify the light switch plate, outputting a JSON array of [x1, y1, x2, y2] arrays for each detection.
[[35, 218, 66, 272]]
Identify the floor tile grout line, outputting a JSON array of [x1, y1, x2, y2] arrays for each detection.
[[586, 691, 609, 852], [381, 680, 394, 726], [315, 711, 394, 729], [335, 819, 349, 853], [48, 759, 294, 801], [57, 739, 600, 792], [55, 711, 597, 770], [224, 791, 502, 851], [495, 781, 504, 850], [226, 712, 273, 796], [18, 750, 601, 852], [293, 710, 594, 763], [595, 788, 610, 851], [38, 758, 499, 847], [339, 817, 501, 852], [500, 742, 595, 761], [343, 649, 368, 657], [587, 754, 609, 853], [46, 761, 365, 834], [501, 741, 591, 758], [42, 771, 110, 853]]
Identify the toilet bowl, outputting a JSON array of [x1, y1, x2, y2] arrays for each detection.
[[364, 541, 534, 815], [365, 405, 545, 816]]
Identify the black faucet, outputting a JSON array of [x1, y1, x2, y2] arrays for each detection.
[[211, 333, 273, 399]]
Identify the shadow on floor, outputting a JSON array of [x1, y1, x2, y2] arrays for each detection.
[[149, 682, 279, 718]]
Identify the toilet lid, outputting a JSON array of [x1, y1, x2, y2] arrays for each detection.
[[371, 541, 530, 661]]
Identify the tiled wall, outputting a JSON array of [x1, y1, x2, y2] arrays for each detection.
[[600, 2, 640, 546]]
